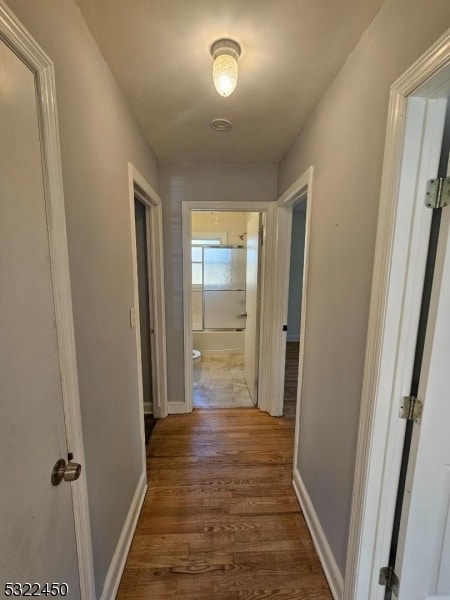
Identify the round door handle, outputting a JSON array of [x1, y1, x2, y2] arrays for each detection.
[[64, 462, 82, 482], [51, 459, 82, 486], [240, 312, 248, 317]]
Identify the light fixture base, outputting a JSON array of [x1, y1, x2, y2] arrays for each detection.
[[211, 39, 241, 60]]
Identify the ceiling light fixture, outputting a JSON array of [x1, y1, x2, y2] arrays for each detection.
[[211, 39, 241, 97]]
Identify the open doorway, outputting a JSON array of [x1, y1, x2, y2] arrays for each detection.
[[128, 163, 168, 449], [190, 210, 262, 408], [271, 166, 313, 421], [134, 197, 156, 440], [283, 197, 307, 419], [182, 200, 276, 413]]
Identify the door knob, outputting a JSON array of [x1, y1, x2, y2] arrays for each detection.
[[51, 458, 82, 486], [240, 312, 248, 317]]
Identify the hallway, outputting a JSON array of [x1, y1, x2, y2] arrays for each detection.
[[117, 408, 332, 599]]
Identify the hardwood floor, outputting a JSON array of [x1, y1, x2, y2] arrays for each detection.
[[284, 341, 300, 419], [117, 405, 331, 599]]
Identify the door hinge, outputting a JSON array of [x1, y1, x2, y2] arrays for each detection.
[[425, 177, 450, 209], [259, 228, 264, 247], [379, 566, 399, 596], [399, 395, 423, 423]]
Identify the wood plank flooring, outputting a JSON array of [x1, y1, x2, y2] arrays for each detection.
[[117, 404, 331, 599], [284, 342, 299, 419]]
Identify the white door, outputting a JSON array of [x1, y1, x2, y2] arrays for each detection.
[[395, 204, 450, 597], [0, 37, 81, 596], [244, 212, 260, 403]]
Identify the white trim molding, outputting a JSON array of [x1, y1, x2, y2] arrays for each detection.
[[293, 469, 344, 599], [345, 29, 450, 600], [128, 163, 168, 423], [181, 200, 277, 414], [274, 166, 313, 424], [168, 401, 189, 414], [100, 473, 147, 600], [0, 3, 96, 597]]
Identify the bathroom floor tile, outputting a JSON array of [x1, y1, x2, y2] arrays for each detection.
[[231, 367, 245, 379], [208, 379, 234, 393], [230, 355, 245, 367], [193, 395, 209, 408], [193, 354, 251, 409], [233, 382, 253, 407], [208, 397, 236, 408]]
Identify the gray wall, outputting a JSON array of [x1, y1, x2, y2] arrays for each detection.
[[6, 1, 159, 595], [287, 210, 306, 341], [278, 0, 450, 575], [160, 163, 278, 404]]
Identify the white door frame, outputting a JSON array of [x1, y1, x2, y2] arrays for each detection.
[[182, 200, 277, 414], [344, 30, 450, 600], [275, 168, 345, 596], [128, 163, 168, 427], [0, 3, 95, 597], [273, 166, 314, 419]]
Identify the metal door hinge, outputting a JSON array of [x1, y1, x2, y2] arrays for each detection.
[[400, 395, 423, 423], [379, 566, 399, 596], [259, 228, 264, 247], [425, 177, 450, 209]]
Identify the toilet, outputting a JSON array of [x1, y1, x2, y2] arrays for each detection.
[[193, 349, 201, 361]]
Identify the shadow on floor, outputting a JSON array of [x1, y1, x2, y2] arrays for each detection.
[[144, 414, 156, 445]]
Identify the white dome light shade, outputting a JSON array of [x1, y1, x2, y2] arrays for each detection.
[[211, 39, 241, 98], [213, 54, 238, 97]]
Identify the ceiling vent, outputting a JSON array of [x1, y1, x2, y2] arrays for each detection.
[[210, 118, 232, 132]]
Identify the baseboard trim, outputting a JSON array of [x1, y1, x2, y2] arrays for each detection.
[[292, 468, 344, 600], [100, 471, 147, 600], [168, 401, 190, 414]]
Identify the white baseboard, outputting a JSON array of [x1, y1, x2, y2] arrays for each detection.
[[168, 401, 190, 414], [292, 468, 344, 599], [100, 471, 147, 600]]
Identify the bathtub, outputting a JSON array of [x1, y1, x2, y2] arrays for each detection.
[[193, 330, 244, 354]]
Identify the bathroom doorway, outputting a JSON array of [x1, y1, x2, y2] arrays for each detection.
[[190, 210, 262, 408], [182, 201, 276, 412]]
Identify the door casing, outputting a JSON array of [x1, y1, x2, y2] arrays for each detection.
[[128, 163, 168, 425], [0, 3, 95, 597], [181, 200, 276, 414], [273, 166, 314, 421], [244, 211, 262, 404], [345, 29, 450, 600]]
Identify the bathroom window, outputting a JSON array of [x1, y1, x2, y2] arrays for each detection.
[[192, 238, 222, 246], [191, 246, 203, 286], [191, 235, 246, 332], [191, 233, 227, 286], [203, 247, 246, 329], [192, 235, 226, 330]]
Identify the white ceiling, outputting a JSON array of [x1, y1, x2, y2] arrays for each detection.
[[75, 0, 384, 164]]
